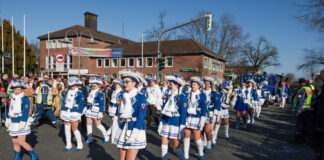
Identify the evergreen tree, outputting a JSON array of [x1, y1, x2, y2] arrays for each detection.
[[0, 19, 38, 76]]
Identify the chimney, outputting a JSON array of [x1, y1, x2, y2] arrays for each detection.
[[84, 12, 98, 31]]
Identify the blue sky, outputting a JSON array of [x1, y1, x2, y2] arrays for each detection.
[[0, 0, 322, 78]]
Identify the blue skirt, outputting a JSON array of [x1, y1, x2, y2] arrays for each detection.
[[234, 103, 248, 111]]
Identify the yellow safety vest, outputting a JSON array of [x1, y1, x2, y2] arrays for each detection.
[[293, 86, 312, 111], [36, 84, 53, 105]]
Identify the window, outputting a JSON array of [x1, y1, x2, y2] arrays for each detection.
[[69, 55, 73, 68], [166, 56, 173, 67], [97, 59, 102, 68], [51, 40, 56, 48], [128, 58, 134, 67], [137, 58, 143, 67], [68, 38, 73, 48], [146, 57, 153, 67], [104, 58, 110, 68], [209, 58, 212, 69], [204, 57, 208, 68], [212, 62, 216, 70], [52, 55, 56, 69], [112, 58, 118, 67], [220, 63, 223, 71], [57, 39, 62, 48], [145, 74, 153, 78], [120, 58, 126, 67], [62, 39, 67, 48], [46, 40, 50, 49]]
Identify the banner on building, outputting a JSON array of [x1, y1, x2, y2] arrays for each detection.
[[69, 47, 122, 57]]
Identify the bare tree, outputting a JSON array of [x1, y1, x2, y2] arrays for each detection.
[[295, 0, 324, 33], [298, 48, 324, 75], [179, 11, 248, 65], [145, 10, 177, 41], [30, 40, 40, 59], [241, 36, 280, 74]]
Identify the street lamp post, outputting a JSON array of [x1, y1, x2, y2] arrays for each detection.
[[156, 17, 206, 81], [63, 29, 96, 77]]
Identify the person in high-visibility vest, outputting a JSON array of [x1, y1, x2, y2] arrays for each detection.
[[30, 77, 59, 128], [293, 78, 313, 139]]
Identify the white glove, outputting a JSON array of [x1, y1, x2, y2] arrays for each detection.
[[230, 101, 236, 108], [19, 122, 26, 130], [157, 122, 163, 134], [5, 118, 11, 128], [82, 108, 87, 115], [178, 125, 185, 139], [199, 117, 206, 130], [98, 112, 103, 120], [26, 117, 35, 126]]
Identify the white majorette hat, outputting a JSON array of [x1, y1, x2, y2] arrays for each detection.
[[38, 77, 44, 81], [222, 80, 232, 89], [113, 78, 123, 86], [203, 76, 215, 86], [247, 79, 256, 84], [89, 76, 103, 85], [148, 77, 156, 82], [190, 76, 204, 88], [68, 76, 82, 86], [119, 69, 145, 84], [10, 79, 27, 89], [261, 80, 268, 86], [165, 73, 186, 86]]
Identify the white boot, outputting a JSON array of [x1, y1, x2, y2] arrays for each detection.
[[73, 130, 83, 151], [184, 138, 190, 159], [63, 125, 72, 151], [161, 144, 168, 160]]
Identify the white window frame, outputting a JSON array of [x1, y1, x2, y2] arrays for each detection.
[[204, 57, 208, 68], [120, 58, 126, 67], [57, 39, 62, 48], [137, 58, 143, 67], [46, 40, 50, 49], [145, 74, 153, 78], [104, 58, 110, 68], [220, 62, 223, 71], [112, 58, 118, 68], [51, 40, 56, 48], [128, 57, 135, 67], [146, 57, 153, 67], [165, 56, 173, 67], [68, 38, 73, 48], [97, 59, 103, 68]]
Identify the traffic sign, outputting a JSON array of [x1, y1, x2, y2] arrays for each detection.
[[54, 53, 65, 63]]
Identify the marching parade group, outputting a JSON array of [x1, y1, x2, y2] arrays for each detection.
[[0, 68, 318, 160]]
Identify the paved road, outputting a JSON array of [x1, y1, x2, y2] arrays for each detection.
[[0, 104, 314, 160]]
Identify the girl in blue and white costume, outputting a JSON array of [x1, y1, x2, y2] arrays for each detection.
[[231, 82, 251, 129], [247, 80, 258, 125], [212, 81, 232, 147], [109, 79, 123, 118], [158, 74, 187, 160], [113, 69, 147, 160], [61, 77, 85, 152], [184, 76, 207, 160], [255, 83, 264, 118], [107, 79, 123, 143], [6, 80, 38, 160], [84, 77, 109, 144], [277, 82, 288, 108], [201, 76, 217, 153]]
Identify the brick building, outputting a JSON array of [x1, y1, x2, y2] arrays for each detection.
[[37, 12, 226, 81]]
